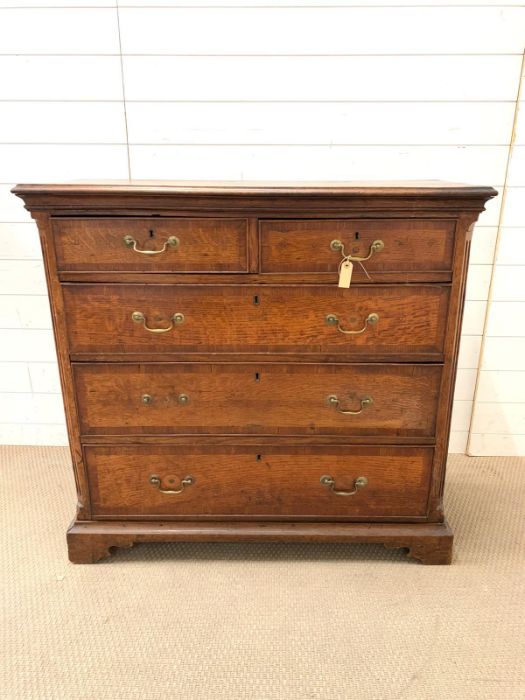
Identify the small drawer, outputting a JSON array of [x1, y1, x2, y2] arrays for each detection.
[[63, 284, 450, 360], [74, 362, 442, 439], [52, 217, 248, 272], [260, 218, 455, 278], [86, 445, 433, 520]]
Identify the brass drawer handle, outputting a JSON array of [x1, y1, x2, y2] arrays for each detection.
[[325, 312, 379, 335], [149, 474, 194, 494], [141, 393, 189, 405], [330, 239, 384, 262], [131, 311, 185, 333], [123, 234, 179, 255], [327, 394, 373, 415], [320, 475, 368, 497]]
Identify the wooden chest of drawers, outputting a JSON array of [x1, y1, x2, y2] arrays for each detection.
[[13, 180, 496, 564]]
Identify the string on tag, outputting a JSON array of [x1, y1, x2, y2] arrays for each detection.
[[338, 254, 372, 284], [358, 261, 372, 280]]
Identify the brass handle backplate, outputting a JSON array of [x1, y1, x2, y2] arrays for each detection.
[[149, 474, 194, 494], [325, 312, 379, 335], [132, 311, 185, 333], [330, 239, 384, 261], [123, 234, 179, 255], [320, 475, 368, 496], [327, 394, 373, 415]]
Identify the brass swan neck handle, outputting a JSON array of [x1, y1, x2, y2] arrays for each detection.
[[149, 474, 194, 495], [131, 311, 185, 333], [327, 395, 373, 415], [123, 234, 179, 255], [320, 475, 368, 497], [325, 312, 379, 335], [330, 238, 384, 262]]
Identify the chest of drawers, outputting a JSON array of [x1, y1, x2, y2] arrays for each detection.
[[13, 180, 496, 564]]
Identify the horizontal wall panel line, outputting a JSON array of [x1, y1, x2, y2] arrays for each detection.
[[0, 422, 64, 426], [470, 432, 525, 435], [112, 3, 525, 6], [6, 3, 520, 5], [0, 142, 514, 146], [0, 99, 518, 103], [113, 53, 525, 57], [0, 52, 522, 57], [99, 99, 524, 104], [0, 391, 60, 396], [122, 53, 523, 57], [0, 100, 123, 103], [0, 4, 117, 7], [0, 99, 518, 104], [124, 142, 517, 148], [0, 362, 58, 366], [0, 360, 57, 363], [480, 366, 525, 372], [0, 142, 127, 146], [6, 143, 506, 147], [0, 53, 121, 57]]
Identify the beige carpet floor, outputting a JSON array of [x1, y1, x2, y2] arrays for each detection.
[[1, 446, 524, 700]]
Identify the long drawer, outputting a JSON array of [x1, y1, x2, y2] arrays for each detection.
[[85, 445, 433, 520], [53, 217, 249, 272], [260, 218, 455, 276], [63, 284, 450, 359], [74, 362, 441, 438]]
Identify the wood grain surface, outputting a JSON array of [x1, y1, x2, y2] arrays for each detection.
[[85, 444, 433, 520], [74, 362, 441, 438], [62, 283, 450, 358], [53, 217, 248, 272], [260, 218, 455, 275]]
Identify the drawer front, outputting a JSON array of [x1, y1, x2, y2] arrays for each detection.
[[53, 217, 249, 272], [74, 363, 441, 438], [86, 445, 433, 520], [260, 219, 455, 276], [63, 284, 450, 359]]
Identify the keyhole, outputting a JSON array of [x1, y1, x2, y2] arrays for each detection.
[[255, 372, 260, 382], [253, 295, 259, 305], [355, 231, 360, 240], [149, 229, 155, 238], [256, 454, 262, 461]]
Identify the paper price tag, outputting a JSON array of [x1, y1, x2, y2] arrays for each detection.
[[338, 260, 353, 288]]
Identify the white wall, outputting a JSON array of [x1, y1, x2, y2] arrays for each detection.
[[468, 65, 525, 456], [0, 1, 523, 453]]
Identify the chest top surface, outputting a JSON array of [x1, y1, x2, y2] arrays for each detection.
[[12, 180, 497, 214]]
